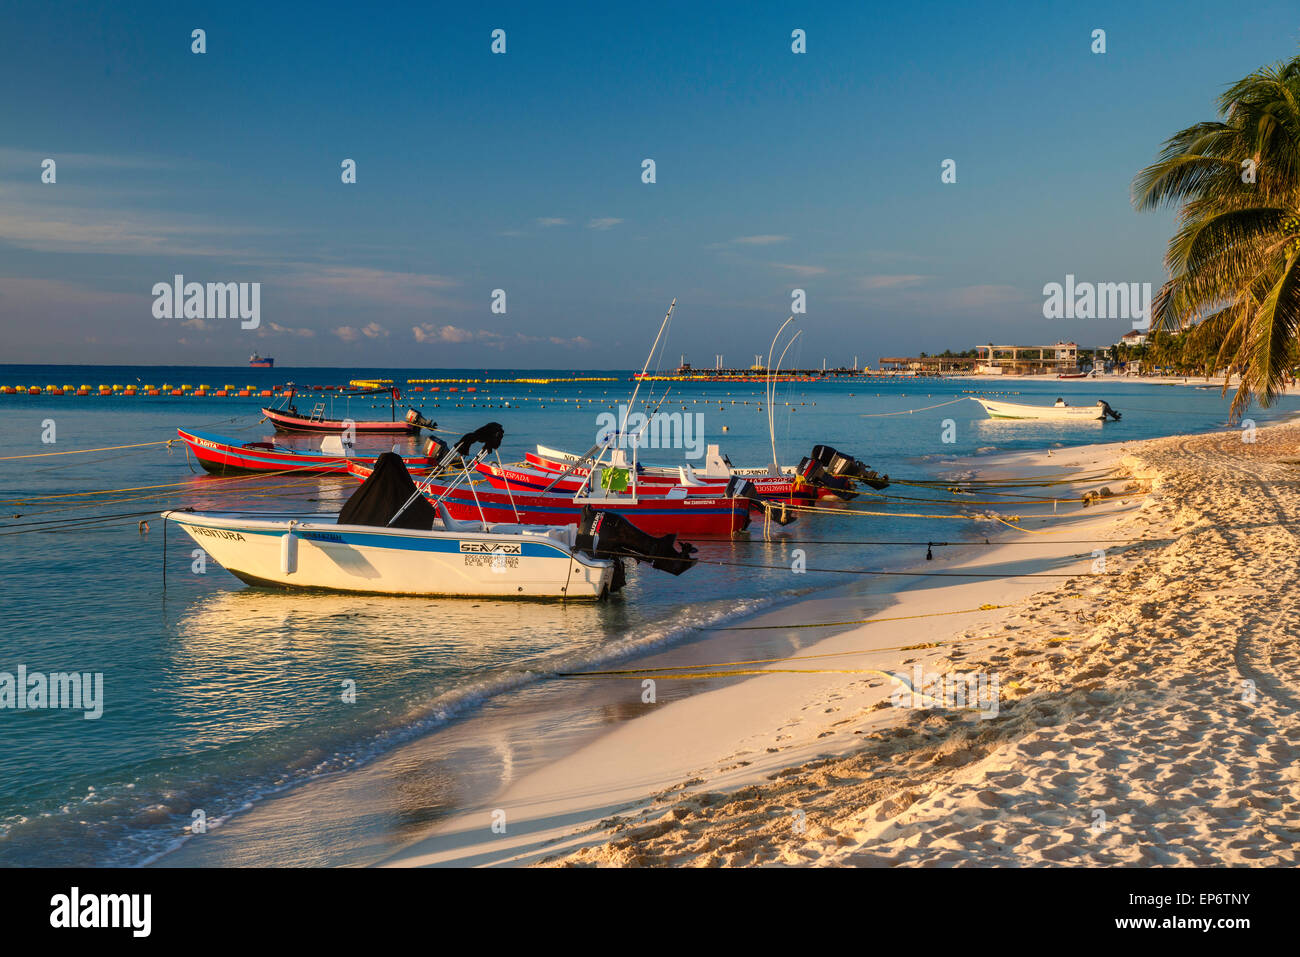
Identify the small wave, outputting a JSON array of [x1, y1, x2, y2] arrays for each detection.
[[2, 593, 781, 868]]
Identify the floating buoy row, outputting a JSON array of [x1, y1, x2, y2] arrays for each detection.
[[1, 385, 289, 397]]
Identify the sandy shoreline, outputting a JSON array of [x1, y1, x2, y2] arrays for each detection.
[[489, 423, 1299, 866], [378, 440, 1153, 866], [384, 421, 1300, 867]]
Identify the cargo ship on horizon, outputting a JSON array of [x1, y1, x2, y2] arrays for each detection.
[[249, 352, 274, 368]]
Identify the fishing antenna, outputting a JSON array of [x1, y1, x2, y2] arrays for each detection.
[[765, 316, 795, 473], [626, 298, 676, 421]]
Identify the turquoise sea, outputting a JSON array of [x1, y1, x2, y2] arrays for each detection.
[[1, 365, 1294, 865]]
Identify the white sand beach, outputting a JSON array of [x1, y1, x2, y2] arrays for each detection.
[[379, 422, 1300, 867]]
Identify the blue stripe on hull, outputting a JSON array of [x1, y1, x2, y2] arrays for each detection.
[[175, 521, 573, 559]]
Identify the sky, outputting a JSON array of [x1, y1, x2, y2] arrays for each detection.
[[1, 0, 1299, 368]]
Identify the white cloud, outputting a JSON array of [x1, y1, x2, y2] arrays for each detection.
[[278, 266, 458, 309], [730, 235, 788, 245], [771, 263, 828, 277], [860, 274, 928, 289], [266, 322, 315, 338], [413, 323, 483, 344], [536, 217, 570, 227], [336, 321, 388, 341], [587, 217, 624, 230]]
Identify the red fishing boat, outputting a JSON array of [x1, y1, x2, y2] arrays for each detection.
[[476, 455, 820, 504], [261, 383, 419, 434], [176, 428, 437, 475], [346, 422, 768, 537], [523, 443, 885, 501]]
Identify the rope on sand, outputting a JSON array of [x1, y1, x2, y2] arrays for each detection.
[[555, 593, 1093, 681], [713, 603, 1010, 630]]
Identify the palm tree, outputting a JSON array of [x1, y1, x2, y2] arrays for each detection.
[[1132, 54, 1300, 417]]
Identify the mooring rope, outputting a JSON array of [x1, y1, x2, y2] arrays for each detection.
[[0, 440, 173, 460], [858, 398, 970, 417]]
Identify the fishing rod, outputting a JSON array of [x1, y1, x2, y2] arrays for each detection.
[[764, 316, 795, 473], [625, 298, 676, 424], [387, 423, 504, 526]]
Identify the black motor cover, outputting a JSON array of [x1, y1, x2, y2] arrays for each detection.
[[337, 452, 437, 530], [575, 507, 698, 578], [728, 476, 798, 525], [809, 444, 890, 490], [796, 456, 858, 501], [451, 422, 505, 457]]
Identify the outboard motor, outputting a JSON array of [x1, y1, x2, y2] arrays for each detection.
[[809, 445, 890, 490], [727, 476, 797, 525], [575, 507, 698, 589], [1099, 400, 1122, 421], [795, 456, 858, 502], [423, 435, 449, 462], [405, 408, 437, 431]]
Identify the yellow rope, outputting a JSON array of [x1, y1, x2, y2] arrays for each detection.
[[1, 464, 331, 504], [0, 440, 172, 460], [715, 602, 1008, 631], [775, 500, 989, 520], [559, 594, 1094, 680], [561, 667, 904, 680], [987, 513, 1094, 535]]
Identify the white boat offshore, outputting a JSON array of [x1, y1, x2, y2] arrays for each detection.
[[162, 425, 698, 601], [972, 397, 1122, 422]]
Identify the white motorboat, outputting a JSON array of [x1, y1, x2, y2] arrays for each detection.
[[972, 397, 1122, 422], [161, 507, 618, 600]]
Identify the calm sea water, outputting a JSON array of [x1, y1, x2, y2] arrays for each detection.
[[0, 365, 1292, 865]]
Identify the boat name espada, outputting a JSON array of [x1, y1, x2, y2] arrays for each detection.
[[459, 541, 523, 555], [190, 527, 246, 541]]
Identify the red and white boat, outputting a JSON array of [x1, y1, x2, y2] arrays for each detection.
[[523, 443, 885, 502], [346, 422, 767, 538], [177, 428, 436, 475], [478, 451, 819, 504], [262, 384, 419, 434]]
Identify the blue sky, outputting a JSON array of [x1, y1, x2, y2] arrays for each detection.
[[2, 0, 1299, 367]]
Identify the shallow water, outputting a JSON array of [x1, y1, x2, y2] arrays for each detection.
[[0, 365, 1292, 864]]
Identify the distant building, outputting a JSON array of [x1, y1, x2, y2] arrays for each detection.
[[876, 354, 979, 373], [1115, 330, 1148, 347], [972, 342, 1079, 375]]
